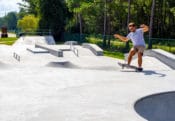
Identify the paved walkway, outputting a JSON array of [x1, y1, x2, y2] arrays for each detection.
[[0, 32, 16, 37]]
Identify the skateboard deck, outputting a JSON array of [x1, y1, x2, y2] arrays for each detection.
[[118, 62, 143, 72]]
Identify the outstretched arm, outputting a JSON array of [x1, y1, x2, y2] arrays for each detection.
[[140, 24, 149, 32], [114, 34, 129, 42]]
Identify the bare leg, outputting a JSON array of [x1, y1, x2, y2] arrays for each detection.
[[138, 52, 143, 68], [128, 48, 136, 65]]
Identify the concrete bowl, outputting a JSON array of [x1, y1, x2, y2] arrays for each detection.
[[134, 91, 175, 121]]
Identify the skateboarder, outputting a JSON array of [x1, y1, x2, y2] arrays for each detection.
[[114, 22, 149, 70]]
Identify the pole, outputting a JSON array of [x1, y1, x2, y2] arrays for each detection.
[[127, 0, 131, 34], [125, 0, 131, 50], [148, 0, 155, 49], [103, 0, 107, 47], [79, 13, 83, 42]]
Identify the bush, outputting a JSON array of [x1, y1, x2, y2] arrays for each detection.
[[17, 15, 39, 32]]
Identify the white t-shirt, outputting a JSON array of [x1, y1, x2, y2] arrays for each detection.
[[127, 28, 145, 47]]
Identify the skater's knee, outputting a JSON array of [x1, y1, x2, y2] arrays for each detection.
[[129, 48, 136, 56], [138, 52, 143, 59]]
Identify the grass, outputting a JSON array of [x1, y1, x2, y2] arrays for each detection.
[[86, 36, 126, 59], [104, 50, 124, 59], [153, 45, 175, 54], [0, 37, 18, 45]]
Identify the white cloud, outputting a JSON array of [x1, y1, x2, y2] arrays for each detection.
[[0, 0, 22, 17]]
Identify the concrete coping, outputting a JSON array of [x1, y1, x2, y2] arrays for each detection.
[[82, 43, 103, 56], [144, 49, 175, 69], [152, 49, 175, 59]]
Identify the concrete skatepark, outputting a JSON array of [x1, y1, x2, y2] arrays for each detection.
[[0, 35, 175, 121]]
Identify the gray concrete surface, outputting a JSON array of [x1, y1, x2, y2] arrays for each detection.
[[135, 92, 175, 121], [0, 36, 174, 121], [0, 66, 174, 121]]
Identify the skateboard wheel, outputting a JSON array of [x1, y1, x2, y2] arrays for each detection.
[[137, 68, 143, 72]]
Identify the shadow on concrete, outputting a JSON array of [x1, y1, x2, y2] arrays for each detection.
[[120, 70, 166, 77], [142, 70, 166, 77], [135, 91, 175, 121], [46, 61, 79, 69], [0, 61, 10, 69]]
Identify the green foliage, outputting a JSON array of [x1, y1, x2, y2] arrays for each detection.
[[12, 0, 175, 39], [18, 0, 68, 39], [17, 15, 39, 32], [65, 0, 175, 38], [0, 12, 18, 30], [38, 0, 67, 34]]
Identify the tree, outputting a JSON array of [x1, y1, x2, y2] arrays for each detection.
[[66, 0, 94, 41], [148, 0, 155, 49], [18, 0, 68, 40], [17, 0, 175, 40], [38, 0, 67, 38], [127, 0, 131, 34], [0, 12, 18, 30], [17, 14, 39, 32], [125, 0, 131, 50], [4, 12, 18, 30]]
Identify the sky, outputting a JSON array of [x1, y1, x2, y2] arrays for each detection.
[[0, 0, 22, 17]]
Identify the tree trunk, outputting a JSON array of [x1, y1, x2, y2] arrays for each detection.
[[103, 0, 107, 48], [125, 0, 131, 50], [78, 13, 83, 42], [127, 0, 131, 34], [148, 0, 156, 49]]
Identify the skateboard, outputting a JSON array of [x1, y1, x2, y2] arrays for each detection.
[[118, 62, 143, 72]]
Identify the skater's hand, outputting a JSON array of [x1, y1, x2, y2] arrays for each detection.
[[140, 24, 149, 32], [140, 24, 146, 28], [114, 34, 120, 39], [114, 34, 129, 42]]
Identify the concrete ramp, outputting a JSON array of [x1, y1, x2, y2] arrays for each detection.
[[13, 36, 55, 46], [145, 49, 175, 69], [75, 46, 95, 56], [82, 43, 103, 56]]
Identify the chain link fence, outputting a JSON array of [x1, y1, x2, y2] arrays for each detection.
[[61, 33, 175, 54]]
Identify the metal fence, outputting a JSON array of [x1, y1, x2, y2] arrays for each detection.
[[15, 29, 52, 37], [61, 33, 175, 54], [8, 30, 175, 54], [145, 38, 175, 54]]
